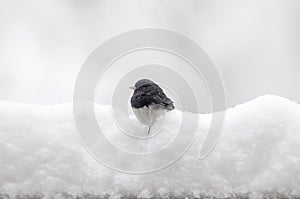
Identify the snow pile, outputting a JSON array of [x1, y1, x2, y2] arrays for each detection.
[[0, 95, 300, 198]]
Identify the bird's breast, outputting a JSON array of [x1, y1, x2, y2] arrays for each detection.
[[132, 106, 152, 125], [132, 105, 167, 126]]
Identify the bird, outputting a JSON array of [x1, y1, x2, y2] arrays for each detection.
[[129, 79, 175, 134]]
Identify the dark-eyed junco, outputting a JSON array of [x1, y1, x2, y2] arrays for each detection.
[[130, 79, 175, 134]]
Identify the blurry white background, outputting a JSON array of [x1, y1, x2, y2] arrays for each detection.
[[0, 0, 299, 109]]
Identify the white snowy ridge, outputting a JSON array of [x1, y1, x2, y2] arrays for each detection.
[[0, 95, 300, 198]]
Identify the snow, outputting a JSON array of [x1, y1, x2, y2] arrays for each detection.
[[0, 95, 300, 198]]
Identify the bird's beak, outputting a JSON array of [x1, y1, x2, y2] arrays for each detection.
[[129, 86, 136, 90]]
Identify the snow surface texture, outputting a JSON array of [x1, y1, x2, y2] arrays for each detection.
[[0, 95, 300, 198]]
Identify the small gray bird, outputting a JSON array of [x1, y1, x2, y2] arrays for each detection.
[[130, 79, 175, 134]]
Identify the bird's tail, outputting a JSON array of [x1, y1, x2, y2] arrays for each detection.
[[166, 103, 175, 111]]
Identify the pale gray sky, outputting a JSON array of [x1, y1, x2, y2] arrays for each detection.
[[0, 0, 299, 112]]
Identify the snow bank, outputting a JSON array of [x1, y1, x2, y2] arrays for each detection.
[[0, 95, 300, 198]]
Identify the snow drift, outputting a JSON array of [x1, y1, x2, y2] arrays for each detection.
[[0, 95, 300, 198]]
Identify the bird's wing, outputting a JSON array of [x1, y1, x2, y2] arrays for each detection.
[[145, 85, 175, 110]]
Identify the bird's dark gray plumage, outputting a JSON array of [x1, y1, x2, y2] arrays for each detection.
[[130, 79, 175, 111]]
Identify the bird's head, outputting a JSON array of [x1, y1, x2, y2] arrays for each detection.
[[129, 79, 154, 91]]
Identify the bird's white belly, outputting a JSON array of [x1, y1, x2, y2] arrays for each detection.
[[132, 106, 152, 125], [132, 106, 166, 126]]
